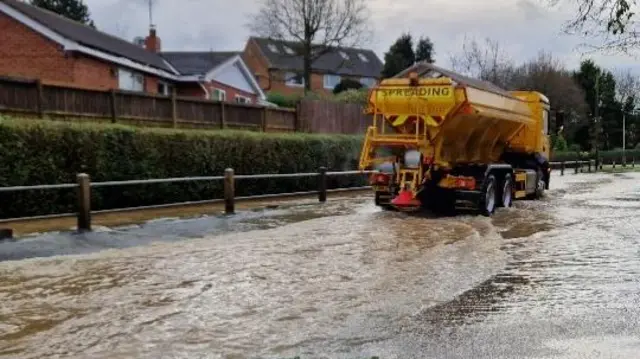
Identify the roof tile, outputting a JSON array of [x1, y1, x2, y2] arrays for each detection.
[[160, 52, 239, 76], [250, 36, 383, 78]]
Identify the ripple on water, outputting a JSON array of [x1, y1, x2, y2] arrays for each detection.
[[3, 173, 639, 358], [0, 206, 511, 359]]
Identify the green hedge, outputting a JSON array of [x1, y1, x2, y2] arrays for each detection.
[[0, 118, 365, 219], [551, 149, 640, 162]]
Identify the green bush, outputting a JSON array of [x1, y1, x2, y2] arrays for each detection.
[[332, 78, 363, 94], [334, 88, 370, 105], [551, 149, 640, 162], [0, 118, 365, 219]]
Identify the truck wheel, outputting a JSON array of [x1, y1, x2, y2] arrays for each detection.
[[478, 174, 497, 216], [501, 173, 513, 208], [534, 169, 545, 199]]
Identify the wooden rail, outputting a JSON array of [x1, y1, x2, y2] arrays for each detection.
[[0, 158, 634, 238], [0, 168, 376, 233]]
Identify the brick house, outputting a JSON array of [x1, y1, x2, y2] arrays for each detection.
[[0, 0, 265, 103], [160, 51, 264, 104], [242, 36, 384, 96]]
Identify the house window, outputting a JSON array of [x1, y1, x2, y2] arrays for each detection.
[[235, 95, 251, 104], [358, 53, 369, 62], [285, 72, 304, 87], [211, 88, 226, 101], [359, 77, 376, 88], [268, 44, 279, 53], [324, 74, 341, 89], [117, 68, 144, 92], [157, 81, 172, 96]]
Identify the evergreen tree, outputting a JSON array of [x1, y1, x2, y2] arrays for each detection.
[[415, 36, 435, 63], [381, 33, 415, 78], [30, 0, 96, 28], [381, 33, 436, 78]]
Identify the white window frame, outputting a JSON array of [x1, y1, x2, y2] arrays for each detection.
[[285, 72, 305, 87], [359, 77, 376, 88], [323, 74, 342, 89], [211, 88, 226, 101], [157, 80, 171, 96], [235, 95, 251, 104], [117, 67, 144, 92]]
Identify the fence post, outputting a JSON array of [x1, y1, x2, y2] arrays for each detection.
[[0, 228, 13, 240], [588, 160, 591, 172], [561, 161, 565, 176], [574, 160, 579, 174], [261, 107, 268, 132], [224, 168, 235, 214], [294, 102, 301, 132], [613, 160, 616, 169], [35, 79, 44, 118], [633, 157, 635, 168], [220, 101, 227, 130], [76, 173, 91, 232], [171, 89, 177, 128], [110, 89, 117, 123], [318, 167, 327, 202]]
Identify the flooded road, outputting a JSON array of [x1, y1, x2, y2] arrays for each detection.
[[1, 172, 640, 358]]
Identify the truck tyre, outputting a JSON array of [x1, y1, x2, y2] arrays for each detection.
[[500, 173, 513, 208], [478, 174, 497, 216], [534, 169, 545, 199]]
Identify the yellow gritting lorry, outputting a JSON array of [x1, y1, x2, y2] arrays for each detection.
[[358, 62, 558, 216]]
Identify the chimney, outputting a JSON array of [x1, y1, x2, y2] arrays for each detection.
[[144, 25, 161, 52]]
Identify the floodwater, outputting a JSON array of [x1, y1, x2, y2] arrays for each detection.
[[1, 172, 640, 358]]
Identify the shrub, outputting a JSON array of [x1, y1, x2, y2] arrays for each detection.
[[0, 118, 365, 219], [333, 78, 363, 94]]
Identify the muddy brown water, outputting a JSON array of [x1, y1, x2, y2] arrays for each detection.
[[2, 172, 640, 358]]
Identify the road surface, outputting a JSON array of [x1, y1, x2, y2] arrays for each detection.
[[1, 172, 640, 358]]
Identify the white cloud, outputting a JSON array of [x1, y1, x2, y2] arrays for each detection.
[[83, 0, 640, 74]]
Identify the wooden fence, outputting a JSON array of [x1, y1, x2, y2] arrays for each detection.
[[0, 75, 371, 134]]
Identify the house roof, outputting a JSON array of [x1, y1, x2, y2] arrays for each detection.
[[160, 51, 266, 100], [249, 37, 383, 78], [160, 52, 239, 76], [1, 0, 174, 73]]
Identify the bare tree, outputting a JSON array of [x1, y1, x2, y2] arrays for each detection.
[[249, 0, 372, 93], [546, 0, 640, 55], [614, 68, 640, 103], [450, 38, 589, 135], [449, 36, 516, 89], [508, 51, 590, 132]]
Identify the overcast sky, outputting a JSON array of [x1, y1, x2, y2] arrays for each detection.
[[83, 0, 640, 74]]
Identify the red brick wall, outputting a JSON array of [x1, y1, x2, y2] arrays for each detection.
[[0, 12, 165, 94], [0, 11, 74, 82], [176, 83, 205, 97], [241, 39, 271, 90]]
